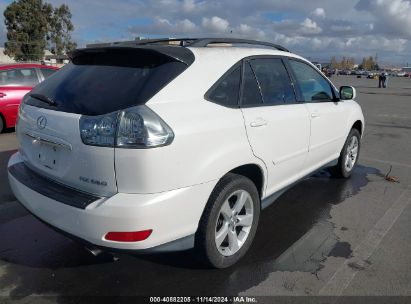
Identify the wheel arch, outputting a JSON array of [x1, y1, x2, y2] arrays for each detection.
[[0, 111, 5, 131], [228, 163, 265, 199], [352, 120, 363, 136]]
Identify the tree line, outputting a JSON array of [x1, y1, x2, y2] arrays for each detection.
[[3, 0, 76, 61], [330, 56, 356, 70], [330, 56, 378, 70]]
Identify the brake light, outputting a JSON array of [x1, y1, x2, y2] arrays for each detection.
[[104, 230, 152, 242], [79, 106, 174, 148], [116, 106, 174, 148]]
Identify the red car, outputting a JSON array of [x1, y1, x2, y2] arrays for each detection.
[[0, 63, 59, 132]]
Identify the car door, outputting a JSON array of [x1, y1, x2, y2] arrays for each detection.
[[240, 57, 311, 196], [0, 68, 39, 127], [287, 59, 350, 171]]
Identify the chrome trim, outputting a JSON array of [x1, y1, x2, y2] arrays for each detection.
[[24, 132, 72, 151]]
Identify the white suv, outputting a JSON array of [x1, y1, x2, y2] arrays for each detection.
[[8, 38, 364, 268]]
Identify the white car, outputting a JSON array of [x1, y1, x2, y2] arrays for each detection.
[[8, 38, 364, 268]]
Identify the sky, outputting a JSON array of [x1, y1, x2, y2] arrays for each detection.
[[1, 0, 411, 66]]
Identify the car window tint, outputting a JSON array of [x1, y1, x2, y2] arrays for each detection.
[[0, 68, 39, 86], [249, 58, 295, 105], [241, 62, 263, 106], [25, 48, 190, 116], [289, 60, 334, 102], [208, 66, 241, 107], [41, 68, 57, 79]]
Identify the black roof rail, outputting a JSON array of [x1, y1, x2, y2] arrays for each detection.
[[131, 38, 289, 52]]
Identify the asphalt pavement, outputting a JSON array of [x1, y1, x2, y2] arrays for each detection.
[[0, 75, 410, 303]]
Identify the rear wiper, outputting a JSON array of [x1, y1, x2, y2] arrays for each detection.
[[29, 93, 57, 106]]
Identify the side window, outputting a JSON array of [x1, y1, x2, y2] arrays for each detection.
[[241, 62, 263, 106], [207, 66, 241, 107], [41, 68, 57, 80], [0, 71, 10, 85], [249, 58, 296, 105], [0, 68, 39, 86], [289, 60, 334, 102]]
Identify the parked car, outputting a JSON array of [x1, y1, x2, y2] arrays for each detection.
[[8, 38, 364, 268], [340, 70, 351, 75], [0, 64, 59, 132]]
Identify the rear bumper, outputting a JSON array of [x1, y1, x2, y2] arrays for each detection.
[[8, 152, 216, 251]]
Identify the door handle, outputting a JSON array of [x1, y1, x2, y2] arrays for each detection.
[[250, 118, 268, 127], [0, 92, 6, 98], [310, 112, 320, 118]]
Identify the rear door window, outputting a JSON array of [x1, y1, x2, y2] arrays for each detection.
[[248, 58, 296, 105], [25, 48, 190, 116], [0, 68, 39, 86], [241, 62, 263, 106]]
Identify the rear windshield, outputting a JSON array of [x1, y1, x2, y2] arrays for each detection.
[[25, 48, 189, 116]]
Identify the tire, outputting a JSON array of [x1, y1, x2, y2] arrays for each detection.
[[0, 115, 4, 133], [329, 128, 361, 178], [195, 173, 260, 268]]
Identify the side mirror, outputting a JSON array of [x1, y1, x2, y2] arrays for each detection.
[[340, 86, 356, 100]]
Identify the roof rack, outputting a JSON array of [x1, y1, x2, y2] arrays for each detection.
[[133, 38, 290, 52]]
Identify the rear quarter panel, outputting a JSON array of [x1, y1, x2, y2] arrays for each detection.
[[114, 100, 266, 194]]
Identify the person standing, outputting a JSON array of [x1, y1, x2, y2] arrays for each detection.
[[378, 72, 383, 88], [384, 71, 388, 88]]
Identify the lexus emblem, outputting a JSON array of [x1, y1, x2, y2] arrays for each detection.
[[37, 116, 47, 129]]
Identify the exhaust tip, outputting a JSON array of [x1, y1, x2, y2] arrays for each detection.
[[84, 246, 103, 257], [84, 246, 120, 262]]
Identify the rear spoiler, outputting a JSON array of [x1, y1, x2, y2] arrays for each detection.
[[69, 45, 195, 66]]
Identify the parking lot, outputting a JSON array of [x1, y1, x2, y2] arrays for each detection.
[[0, 75, 410, 301]]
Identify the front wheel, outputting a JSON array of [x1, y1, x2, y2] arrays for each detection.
[[330, 128, 361, 178], [195, 173, 260, 268]]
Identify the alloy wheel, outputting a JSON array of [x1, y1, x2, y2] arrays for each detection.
[[344, 135, 359, 172], [214, 190, 254, 256]]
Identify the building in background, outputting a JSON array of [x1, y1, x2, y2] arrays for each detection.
[[0, 47, 14, 63], [43, 54, 70, 66], [0, 47, 64, 66]]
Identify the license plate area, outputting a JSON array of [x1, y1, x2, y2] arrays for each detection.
[[23, 132, 71, 171], [35, 142, 60, 170]]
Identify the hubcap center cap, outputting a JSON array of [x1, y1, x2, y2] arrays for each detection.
[[229, 216, 237, 230]]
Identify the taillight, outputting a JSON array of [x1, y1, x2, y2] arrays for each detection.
[[79, 105, 174, 148], [16, 99, 27, 133], [79, 112, 117, 147], [117, 106, 174, 148]]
